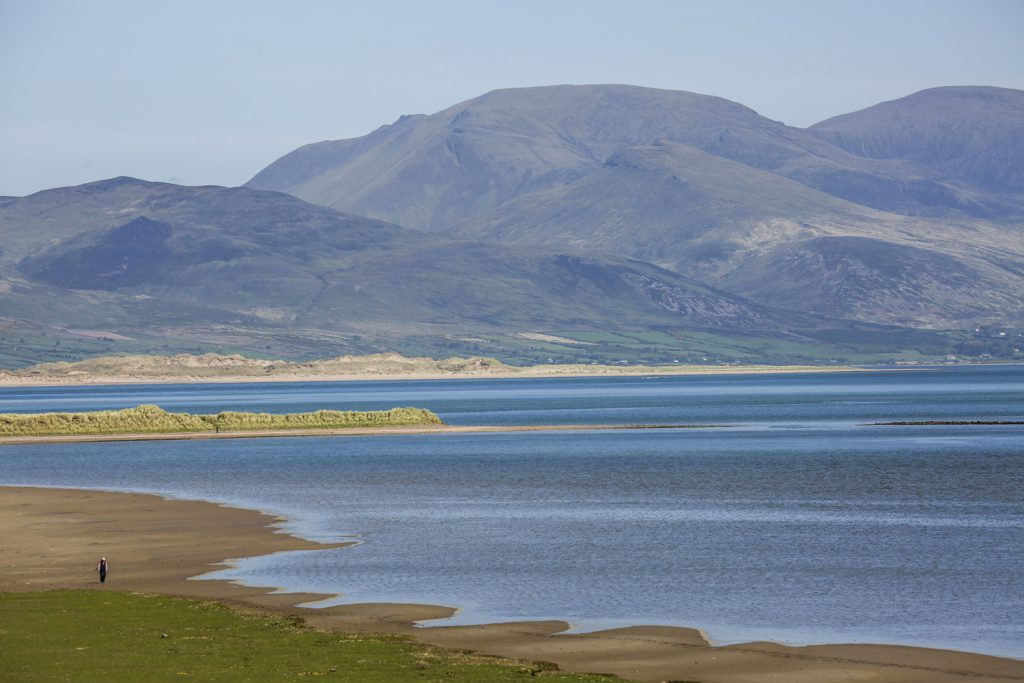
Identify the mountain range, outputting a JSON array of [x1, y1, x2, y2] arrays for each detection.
[[248, 85, 1024, 328], [1, 84, 1022, 367], [1, 177, 837, 364]]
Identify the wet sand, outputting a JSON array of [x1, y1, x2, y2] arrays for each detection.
[[2, 486, 1021, 683], [0, 423, 715, 446]]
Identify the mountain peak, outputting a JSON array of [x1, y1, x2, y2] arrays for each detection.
[[810, 85, 1024, 193], [22, 176, 153, 199], [900, 84, 1023, 102], [241, 84, 1024, 329], [78, 176, 162, 192]]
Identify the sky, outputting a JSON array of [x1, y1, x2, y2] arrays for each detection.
[[1, 0, 1022, 197]]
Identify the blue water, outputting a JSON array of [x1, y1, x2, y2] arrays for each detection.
[[1, 366, 1022, 658]]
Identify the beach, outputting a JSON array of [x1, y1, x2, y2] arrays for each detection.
[[2, 485, 1021, 683], [0, 359, 860, 388], [0, 422, 714, 446]]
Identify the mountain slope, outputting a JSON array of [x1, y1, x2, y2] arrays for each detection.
[[810, 86, 1024, 194], [460, 140, 880, 272], [248, 84, 1021, 225], [718, 236, 1021, 326], [1, 177, 818, 340], [246, 86, 1024, 327], [472, 141, 1024, 325]]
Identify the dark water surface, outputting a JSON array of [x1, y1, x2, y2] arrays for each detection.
[[1, 366, 1022, 657]]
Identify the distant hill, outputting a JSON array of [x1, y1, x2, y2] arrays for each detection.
[[810, 86, 1024, 194], [247, 85, 1024, 327], [249, 85, 1022, 224], [5, 85, 1024, 367], [1, 177, 841, 365]]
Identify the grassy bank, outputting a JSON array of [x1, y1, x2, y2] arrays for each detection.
[[0, 404, 443, 437], [0, 591, 616, 682]]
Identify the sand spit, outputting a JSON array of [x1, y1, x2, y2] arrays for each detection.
[[0, 422, 718, 446]]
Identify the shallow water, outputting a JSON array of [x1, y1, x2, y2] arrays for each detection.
[[1, 366, 1022, 657]]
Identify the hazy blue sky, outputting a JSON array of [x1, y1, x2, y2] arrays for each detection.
[[2, 0, 1022, 196]]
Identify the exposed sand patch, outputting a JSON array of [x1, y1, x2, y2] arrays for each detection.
[[0, 351, 859, 387], [0, 422, 718, 446], [515, 332, 597, 345]]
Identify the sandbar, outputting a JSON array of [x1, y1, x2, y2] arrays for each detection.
[[0, 422, 716, 446], [2, 486, 1020, 683]]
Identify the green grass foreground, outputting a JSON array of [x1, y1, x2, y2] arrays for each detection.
[[0, 404, 444, 437], [0, 591, 617, 682]]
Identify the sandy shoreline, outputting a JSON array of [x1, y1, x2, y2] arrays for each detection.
[[0, 422, 716, 446], [0, 364, 861, 388], [2, 486, 1020, 682]]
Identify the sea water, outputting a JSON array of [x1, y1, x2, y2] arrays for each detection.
[[0, 366, 1021, 658]]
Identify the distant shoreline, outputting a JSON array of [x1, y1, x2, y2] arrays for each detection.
[[872, 420, 1024, 426], [0, 422, 719, 446], [0, 363, 861, 388]]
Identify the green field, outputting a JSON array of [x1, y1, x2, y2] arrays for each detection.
[[0, 329, 285, 371], [0, 591, 618, 682], [483, 327, 978, 366], [0, 405, 443, 437]]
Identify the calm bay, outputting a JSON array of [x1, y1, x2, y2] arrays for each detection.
[[1, 365, 1021, 658]]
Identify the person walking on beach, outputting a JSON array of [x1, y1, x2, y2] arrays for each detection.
[[97, 557, 108, 583]]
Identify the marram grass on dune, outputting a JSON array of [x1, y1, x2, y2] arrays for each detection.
[[0, 404, 443, 437], [212, 406, 442, 430]]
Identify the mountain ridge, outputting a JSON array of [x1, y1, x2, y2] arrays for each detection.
[[249, 84, 1022, 220], [246, 84, 1024, 328], [3, 84, 1023, 366], [0, 176, 829, 343]]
